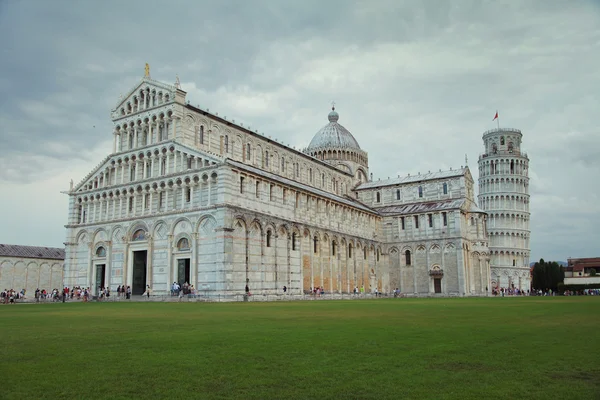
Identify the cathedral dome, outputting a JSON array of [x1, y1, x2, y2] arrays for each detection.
[[306, 107, 361, 151]]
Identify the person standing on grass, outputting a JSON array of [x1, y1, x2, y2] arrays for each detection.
[[146, 285, 151, 299], [283, 285, 287, 294]]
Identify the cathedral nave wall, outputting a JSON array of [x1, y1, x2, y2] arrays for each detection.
[[226, 206, 385, 295], [178, 106, 357, 195], [226, 166, 381, 241]]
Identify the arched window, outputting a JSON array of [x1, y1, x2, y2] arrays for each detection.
[[418, 186, 423, 198], [405, 250, 412, 265], [396, 189, 401, 200], [224, 135, 229, 153], [292, 233, 297, 251], [199, 126, 204, 144], [377, 249, 380, 262], [364, 248, 367, 260], [376, 192, 381, 203], [443, 183, 448, 195], [266, 231, 272, 247], [348, 244, 353, 258], [332, 241, 336, 256], [265, 151, 269, 167], [132, 229, 146, 241], [500, 136, 505, 145], [313, 236, 318, 253], [281, 157, 285, 172], [96, 247, 106, 257], [492, 143, 498, 154], [177, 237, 190, 251], [246, 144, 251, 160], [508, 142, 514, 152]]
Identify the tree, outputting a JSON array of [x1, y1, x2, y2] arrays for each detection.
[[590, 269, 597, 277], [532, 258, 565, 291]]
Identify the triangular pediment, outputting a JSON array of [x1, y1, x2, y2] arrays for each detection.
[[110, 77, 185, 120], [71, 140, 223, 194], [464, 167, 473, 183]]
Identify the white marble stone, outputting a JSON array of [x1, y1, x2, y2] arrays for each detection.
[[63, 74, 494, 297], [478, 128, 531, 291]]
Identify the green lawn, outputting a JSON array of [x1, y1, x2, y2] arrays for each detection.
[[1, 298, 599, 400]]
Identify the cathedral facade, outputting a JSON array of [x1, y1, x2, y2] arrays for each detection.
[[63, 73, 491, 297]]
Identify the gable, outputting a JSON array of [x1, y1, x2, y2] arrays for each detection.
[[71, 140, 223, 194], [464, 167, 473, 183], [110, 78, 181, 120]]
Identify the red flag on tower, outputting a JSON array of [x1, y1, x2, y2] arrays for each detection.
[[493, 111, 498, 121]]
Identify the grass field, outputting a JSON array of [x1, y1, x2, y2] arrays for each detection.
[[1, 298, 599, 400]]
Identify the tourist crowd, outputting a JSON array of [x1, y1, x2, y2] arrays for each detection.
[[2, 285, 598, 304]]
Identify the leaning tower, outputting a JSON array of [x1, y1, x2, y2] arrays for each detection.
[[478, 127, 531, 291]]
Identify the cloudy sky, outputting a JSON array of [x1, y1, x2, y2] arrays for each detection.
[[0, 0, 598, 262]]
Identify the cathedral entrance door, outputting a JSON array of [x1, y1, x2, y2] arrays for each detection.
[[177, 258, 191, 286], [132, 250, 148, 295], [434, 278, 442, 294], [95, 264, 106, 293]]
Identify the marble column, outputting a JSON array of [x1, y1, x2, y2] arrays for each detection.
[[147, 235, 153, 288], [92, 200, 97, 223], [87, 241, 94, 291], [166, 234, 173, 291], [191, 232, 198, 290]]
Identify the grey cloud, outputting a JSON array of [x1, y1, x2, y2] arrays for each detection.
[[0, 0, 599, 260]]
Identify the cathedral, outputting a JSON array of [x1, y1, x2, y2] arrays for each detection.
[[63, 70, 494, 297]]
